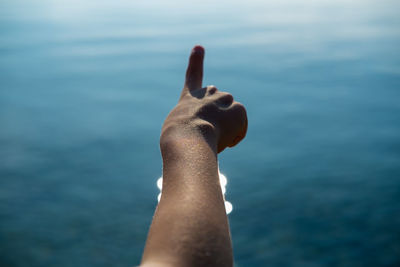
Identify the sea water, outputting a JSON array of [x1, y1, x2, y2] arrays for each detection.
[[1, 0, 399, 266]]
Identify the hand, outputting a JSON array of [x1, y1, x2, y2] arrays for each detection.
[[160, 45, 248, 153]]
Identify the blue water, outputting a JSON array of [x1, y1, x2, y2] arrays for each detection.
[[1, 0, 400, 266]]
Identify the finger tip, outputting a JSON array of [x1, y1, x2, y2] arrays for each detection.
[[192, 45, 205, 55]]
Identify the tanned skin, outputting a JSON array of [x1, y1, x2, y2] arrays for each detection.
[[140, 45, 248, 267]]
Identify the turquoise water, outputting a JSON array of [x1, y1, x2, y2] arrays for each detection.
[[1, 0, 400, 266]]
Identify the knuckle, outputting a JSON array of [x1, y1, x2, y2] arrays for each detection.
[[207, 85, 218, 95], [216, 92, 234, 107]]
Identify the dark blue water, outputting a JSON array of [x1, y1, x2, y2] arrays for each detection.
[[1, 0, 400, 266]]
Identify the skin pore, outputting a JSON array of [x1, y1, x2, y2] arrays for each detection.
[[140, 45, 247, 267]]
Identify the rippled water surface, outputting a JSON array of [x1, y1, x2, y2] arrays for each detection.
[[1, 0, 400, 266]]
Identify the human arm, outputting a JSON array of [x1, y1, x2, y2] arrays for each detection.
[[140, 45, 247, 267]]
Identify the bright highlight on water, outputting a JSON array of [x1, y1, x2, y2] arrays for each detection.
[[156, 171, 233, 214]]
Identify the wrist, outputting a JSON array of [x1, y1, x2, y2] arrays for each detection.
[[159, 124, 220, 187], [160, 120, 218, 154]]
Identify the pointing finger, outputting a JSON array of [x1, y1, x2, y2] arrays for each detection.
[[184, 45, 204, 92]]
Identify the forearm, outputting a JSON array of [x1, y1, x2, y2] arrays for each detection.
[[141, 134, 233, 267], [140, 45, 246, 267]]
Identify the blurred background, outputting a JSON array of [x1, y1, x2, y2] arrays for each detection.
[[1, 0, 399, 266]]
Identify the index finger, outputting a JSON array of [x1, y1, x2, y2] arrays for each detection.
[[183, 45, 204, 93]]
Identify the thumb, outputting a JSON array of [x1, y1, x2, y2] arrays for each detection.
[[183, 45, 204, 92]]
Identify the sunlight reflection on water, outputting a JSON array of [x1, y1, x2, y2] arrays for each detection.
[[156, 170, 233, 214]]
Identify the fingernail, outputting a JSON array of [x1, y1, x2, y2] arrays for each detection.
[[192, 45, 204, 55]]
